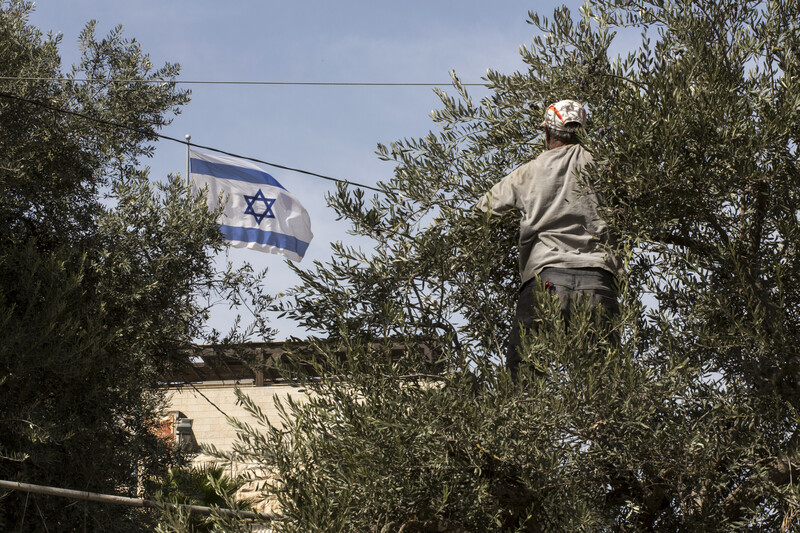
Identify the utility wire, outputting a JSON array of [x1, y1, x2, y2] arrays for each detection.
[[0, 76, 485, 87], [0, 90, 385, 193], [187, 381, 233, 419]]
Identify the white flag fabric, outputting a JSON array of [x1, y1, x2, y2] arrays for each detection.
[[189, 149, 313, 262]]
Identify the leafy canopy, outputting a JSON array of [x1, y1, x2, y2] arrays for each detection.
[[0, 2, 272, 530], [215, 0, 800, 531]]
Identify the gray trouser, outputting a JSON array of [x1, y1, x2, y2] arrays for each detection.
[[507, 267, 618, 374]]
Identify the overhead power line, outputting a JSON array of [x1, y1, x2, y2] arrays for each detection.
[[0, 90, 384, 193], [0, 76, 485, 87]]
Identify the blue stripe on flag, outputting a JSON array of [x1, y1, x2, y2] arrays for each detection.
[[191, 158, 286, 190], [219, 225, 310, 257]]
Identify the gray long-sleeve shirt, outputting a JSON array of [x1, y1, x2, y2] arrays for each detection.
[[476, 144, 622, 285]]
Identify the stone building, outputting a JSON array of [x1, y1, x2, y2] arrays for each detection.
[[162, 342, 307, 462], [160, 342, 308, 521], [160, 340, 438, 526]]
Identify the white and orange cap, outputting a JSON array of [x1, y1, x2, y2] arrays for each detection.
[[542, 99, 586, 132]]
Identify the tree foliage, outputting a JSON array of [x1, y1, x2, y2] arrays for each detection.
[[155, 465, 256, 533], [216, 0, 800, 531], [0, 2, 271, 530]]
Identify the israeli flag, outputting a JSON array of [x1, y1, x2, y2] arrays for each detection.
[[189, 149, 313, 262]]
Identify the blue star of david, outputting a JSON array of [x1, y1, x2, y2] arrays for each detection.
[[243, 189, 276, 224]]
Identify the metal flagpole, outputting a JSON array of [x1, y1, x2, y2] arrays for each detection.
[[185, 134, 192, 187], [0, 479, 277, 520]]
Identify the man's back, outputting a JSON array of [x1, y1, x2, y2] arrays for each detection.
[[477, 144, 620, 284]]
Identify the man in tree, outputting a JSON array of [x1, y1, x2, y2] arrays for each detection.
[[476, 99, 622, 375]]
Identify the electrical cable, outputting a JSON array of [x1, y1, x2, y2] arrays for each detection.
[[0, 76, 484, 87], [0, 90, 385, 193], [186, 381, 233, 420]]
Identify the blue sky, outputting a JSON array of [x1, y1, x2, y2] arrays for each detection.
[[27, 0, 591, 339]]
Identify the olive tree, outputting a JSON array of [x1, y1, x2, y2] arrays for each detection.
[[218, 0, 800, 530]]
